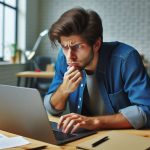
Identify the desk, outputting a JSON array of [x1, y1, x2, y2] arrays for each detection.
[[0, 115, 150, 150], [16, 71, 55, 87]]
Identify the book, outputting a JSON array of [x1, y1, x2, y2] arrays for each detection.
[[76, 131, 150, 150]]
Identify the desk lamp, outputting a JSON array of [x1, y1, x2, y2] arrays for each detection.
[[24, 29, 49, 71], [25, 29, 49, 61]]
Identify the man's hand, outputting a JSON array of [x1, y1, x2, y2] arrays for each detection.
[[62, 66, 82, 94], [57, 113, 132, 133], [57, 113, 98, 133], [50, 66, 82, 111]]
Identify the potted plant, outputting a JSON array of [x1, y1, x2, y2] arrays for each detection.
[[10, 43, 22, 63]]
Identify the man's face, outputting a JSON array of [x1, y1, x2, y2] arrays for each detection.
[[60, 35, 95, 70]]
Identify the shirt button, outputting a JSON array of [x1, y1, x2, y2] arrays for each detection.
[[81, 84, 83, 87], [79, 97, 82, 101], [78, 105, 80, 109]]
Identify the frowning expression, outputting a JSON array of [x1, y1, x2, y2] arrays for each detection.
[[60, 35, 94, 70]]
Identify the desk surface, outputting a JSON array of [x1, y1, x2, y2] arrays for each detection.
[[0, 115, 150, 150], [16, 71, 55, 79]]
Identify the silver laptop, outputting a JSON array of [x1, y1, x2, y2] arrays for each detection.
[[0, 84, 96, 145]]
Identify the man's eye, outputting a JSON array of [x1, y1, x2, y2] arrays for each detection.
[[62, 46, 69, 51], [73, 44, 81, 50]]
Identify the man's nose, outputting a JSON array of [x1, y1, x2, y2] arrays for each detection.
[[67, 48, 76, 60]]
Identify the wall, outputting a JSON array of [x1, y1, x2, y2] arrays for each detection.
[[26, 0, 40, 50], [0, 64, 26, 86], [36, 0, 150, 62]]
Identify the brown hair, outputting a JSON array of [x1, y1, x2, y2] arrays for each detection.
[[49, 7, 103, 46]]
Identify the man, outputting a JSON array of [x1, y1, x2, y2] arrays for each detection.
[[44, 7, 150, 134]]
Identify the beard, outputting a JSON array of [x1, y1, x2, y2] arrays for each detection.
[[80, 48, 94, 70]]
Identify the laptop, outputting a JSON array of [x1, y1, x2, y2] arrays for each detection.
[[0, 84, 96, 145]]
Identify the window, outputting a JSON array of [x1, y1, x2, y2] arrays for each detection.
[[0, 0, 18, 62]]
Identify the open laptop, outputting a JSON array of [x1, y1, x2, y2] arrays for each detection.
[[0, 84, 96, 145]]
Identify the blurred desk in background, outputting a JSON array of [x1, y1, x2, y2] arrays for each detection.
[[16, 71, 55, 87], [144, 63, 150, 76], [144, 63, 150, 69]]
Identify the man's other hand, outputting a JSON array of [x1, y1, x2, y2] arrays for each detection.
[[62, 66, 82, 94]]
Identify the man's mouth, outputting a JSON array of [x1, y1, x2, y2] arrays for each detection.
[[68, 62, 82, 70], [68, 62, 78, 67]]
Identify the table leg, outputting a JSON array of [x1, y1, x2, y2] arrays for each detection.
[[17, 77, 21, 86], [30, 78, 34, 88], [25, 78, 29, 87]]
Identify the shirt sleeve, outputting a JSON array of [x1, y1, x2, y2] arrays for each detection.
[[122, 50, 150, 128], [44, 94, 64, 116], [119, 106, 147, 129], [44, 48, 68, 116]]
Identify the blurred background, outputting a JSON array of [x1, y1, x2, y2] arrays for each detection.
[[0, 0, 150, 94]]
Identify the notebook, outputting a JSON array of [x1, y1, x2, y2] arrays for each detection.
[[0, 84, 96, 145], [77, 131, 150, 150]]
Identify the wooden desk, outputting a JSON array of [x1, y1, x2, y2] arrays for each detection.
[[16, 71, 55, 87], [0, 130, 61, 150], [0, 115, 150, 150]]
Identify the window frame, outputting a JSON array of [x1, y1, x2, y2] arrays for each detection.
[[0, 0, 18, 62]]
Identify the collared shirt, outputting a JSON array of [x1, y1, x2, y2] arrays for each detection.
[[44, 41, 150, 129]]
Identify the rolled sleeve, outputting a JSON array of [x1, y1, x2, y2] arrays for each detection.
[[119, 105, 147, 129], [44, 94, 64, 116], [121, 49, 150, 128]]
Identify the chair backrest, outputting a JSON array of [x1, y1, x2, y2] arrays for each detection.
[[46, 64, 54, 72], [34, 56, 51, 71]]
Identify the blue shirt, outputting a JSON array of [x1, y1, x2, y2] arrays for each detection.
[[44, 41, 150, 129]]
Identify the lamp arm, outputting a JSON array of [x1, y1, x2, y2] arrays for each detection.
[[32, 29, 48, 51], [32, 36, 43, 51], [24, 29, 49, 61]]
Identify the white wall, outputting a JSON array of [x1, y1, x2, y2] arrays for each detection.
[[35, 0, 150, 62], [26, 0, 40, 50]]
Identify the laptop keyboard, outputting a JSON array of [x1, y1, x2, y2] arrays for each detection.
[[53, 130, 76, 141]]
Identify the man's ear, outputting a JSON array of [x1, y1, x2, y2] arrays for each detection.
[[93, 38, 102, 52]]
